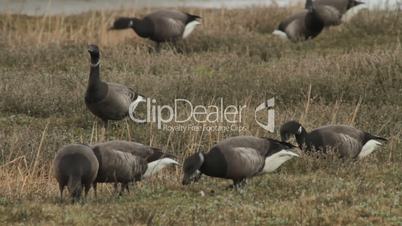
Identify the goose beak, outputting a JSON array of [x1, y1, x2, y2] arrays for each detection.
[[87, 44, 98, 53]]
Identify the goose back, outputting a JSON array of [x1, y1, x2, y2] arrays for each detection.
[[140, 10, 200, 42], [86, 82, 141, 121], [92, 140, 175, 162], [92, 146, 147, 183], [315, 0, 351, 14], [307, 125, 365, 157]]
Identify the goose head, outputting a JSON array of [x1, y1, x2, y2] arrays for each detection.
[[280, 120, 305, 141], [87, 44, 100, 64], [182, 152, 204, 185]]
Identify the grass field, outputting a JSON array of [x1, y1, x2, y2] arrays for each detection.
[[0, 6, 402, 225]]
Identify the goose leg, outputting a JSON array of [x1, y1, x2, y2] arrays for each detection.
[[122, 183, 129, 194], [232, 178, 247, 192], [100, 120, 108, 141], [114, 182, 119, 194], [84, 183, 91, 198], [155, 42, 161, 53], [93, 183, 97, 198], [59, 184, 64, 202]]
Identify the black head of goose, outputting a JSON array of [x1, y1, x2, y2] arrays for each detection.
[[280, 120, 387, 159], [91, 140, 179, 179], [182, 136, 299, 189], [109, 10, 201, 50], [85, 44, 145, 138]]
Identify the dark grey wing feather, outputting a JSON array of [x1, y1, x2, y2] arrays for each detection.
[[315, 0, 349, 14], [107, 82, 143, 103], [146, 10, 188, 40], [314, 5, 342, 26], [224, 147, 265, 178]]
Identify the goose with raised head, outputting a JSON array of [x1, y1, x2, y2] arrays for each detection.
[[85, 44, 145, 139], [109, 10, 201, 51], [182, 136, 299, 189], [280, 120, 387, 159]]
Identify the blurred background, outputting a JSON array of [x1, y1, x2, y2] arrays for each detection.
[[0, 0, 401, 15]]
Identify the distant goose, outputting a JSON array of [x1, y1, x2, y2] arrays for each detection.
[[109, 10, 201, 51], [273, 0, 343, 41], [92, 140, 179, 178], [85, 44, 145, 138], [280, 121, 387, 159], [182, 136, 299, 189], [314, 0, 366, 23]]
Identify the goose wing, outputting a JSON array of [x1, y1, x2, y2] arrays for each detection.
[[314, 5, 342, 26], [223, 147, 265, 179], [285, 16, 308, 41], [93, 140, 174, 163], [278, 11, 307, 32], [107, 82, 144, 103], [310, 126, 364, 157], [315, 0, 349, 14], [146, 10, 188, 40]]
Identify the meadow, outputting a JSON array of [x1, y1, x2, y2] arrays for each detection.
[[0, 5, 402, 225]]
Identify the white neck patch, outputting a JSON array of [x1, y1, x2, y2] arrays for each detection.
[[90, 60, 100, 67], [198, 152, 204, 163], [297, 126, 303, 135]]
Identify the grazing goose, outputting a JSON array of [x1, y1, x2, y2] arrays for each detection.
[[182, 136, 299, 189], [109, 10, 201, 51], [85, 44, 145, 139], [273, 0, 342, 41], [53, 144, 99, 202], [280, 121, 387, 159], [92, 140, 179, 181]]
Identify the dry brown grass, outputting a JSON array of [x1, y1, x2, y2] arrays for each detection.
[[0, 6, 401, 225]]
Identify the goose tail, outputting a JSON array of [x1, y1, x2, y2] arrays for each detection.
[[108, 17, 136, 30]]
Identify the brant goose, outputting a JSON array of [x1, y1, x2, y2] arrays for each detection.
[[182, 136, 299, 189], [92, 140, 179, 178], [273, 0, 344, 41], [91, 141, 179, 194], [280, 121, 387, 159], [85, 44, 145, 139], [109, 10, 201, 51], [53, 144, 99, 202]]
